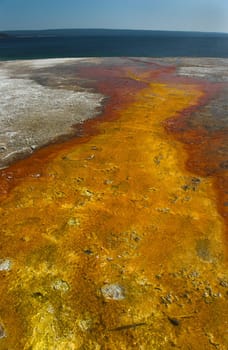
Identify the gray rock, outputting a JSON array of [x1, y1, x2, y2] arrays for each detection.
[[0, 259, 12, 271], [0, 323, 6, 339], [101, 283, 125, 300]]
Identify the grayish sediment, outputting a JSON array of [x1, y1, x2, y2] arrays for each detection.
[[0, 58, 104, 169]]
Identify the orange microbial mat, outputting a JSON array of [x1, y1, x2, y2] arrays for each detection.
[[0, 59, 227, 349]]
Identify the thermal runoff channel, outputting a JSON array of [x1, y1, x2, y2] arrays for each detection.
[[0, 58, 227, 349]]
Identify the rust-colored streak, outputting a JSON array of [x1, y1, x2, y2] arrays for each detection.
[[165, 82, 228, 230]]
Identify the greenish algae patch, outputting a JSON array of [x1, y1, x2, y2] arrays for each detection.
[[0, 74, 227, 349]]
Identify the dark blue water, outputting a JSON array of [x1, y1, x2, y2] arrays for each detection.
[[0, 29, 228, 60]]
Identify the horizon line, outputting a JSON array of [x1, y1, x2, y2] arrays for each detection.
[[1, 27, 228, 35]]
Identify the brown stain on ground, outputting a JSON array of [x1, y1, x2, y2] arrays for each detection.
[[0, 61, 227, 349], [165, 82, 228, 232]]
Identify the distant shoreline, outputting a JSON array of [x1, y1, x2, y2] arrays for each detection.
[[1, 28, 228, 35]]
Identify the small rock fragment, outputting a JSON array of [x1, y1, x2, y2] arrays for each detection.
[[191, 177, 201, 184], [189, 271, 200, 278], [84, 249, 93, 255], [156, 207, 170, 213], [32, 292, 45, 300], [153, 154, 163, 165], [82, 189, 93, 198], [0, 259, 12, 271], [52, 279, 69, 292], [67, 217, 80, 226], [0, 145, 6, 153], [86, 154, 95, 160], [101, 284, 125, 300], [104, 179, 113, 185], [161, 293, 173, 305], [168, 317, 180, 326], [220, 279, 228, 288], [78, 318, 92, 332], [0, 323, 6, 339]]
